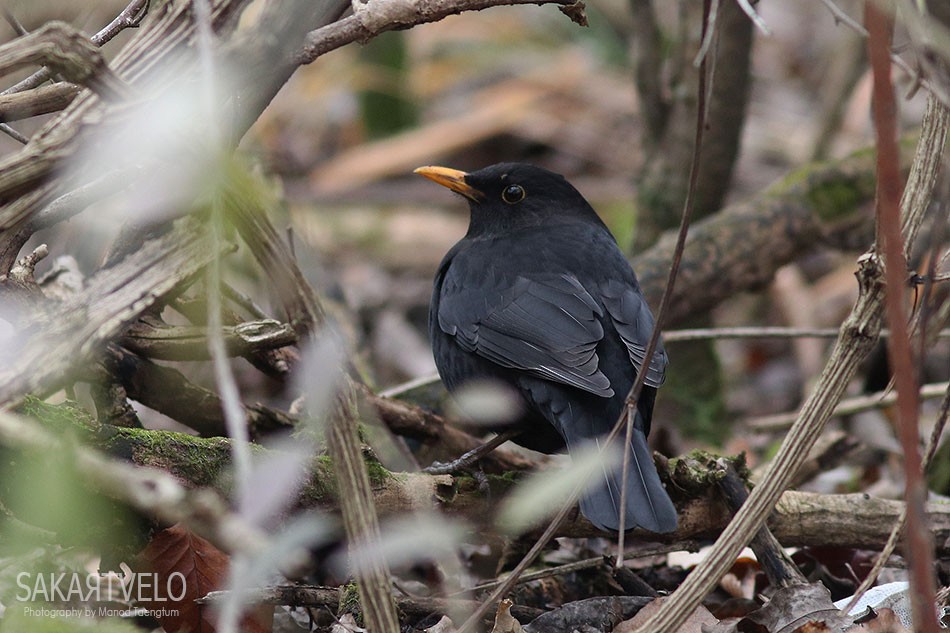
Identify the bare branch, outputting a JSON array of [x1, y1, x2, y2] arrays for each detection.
[[122, 319, 297, 361], [745, 381, 949, 431], [0, 22, 131, 101], [0, 83, 80, 122], [295, 0, 583, 65]]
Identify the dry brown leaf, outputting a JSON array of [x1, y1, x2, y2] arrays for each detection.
[[491, 598, 525, 633], [424, 614, 458, 632], [614, 596, 718, 633], [134, 523, 272, 633], [740, 583, 852, 633], [330, 613, 367, 632], [790, 622, 833, 632]]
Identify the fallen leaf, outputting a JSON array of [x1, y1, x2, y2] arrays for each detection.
[[614, 596, 718, 632], [135, 524, 271, 633], [741, 583, 852, 633], [491, 599, 525, 633], [425, 614, 457, 632]]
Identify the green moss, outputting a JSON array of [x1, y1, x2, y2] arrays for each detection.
[[300, 451, 393, 506], [301, 455, 337, 503], [450, 471, 519, 500], [18, 397, 97, 434], [102, 428, 234, 489], [667, 449, 736, 495], [365, 458, 390, 487], [805, 174, 872, 222], [339, 582, 363, 625]]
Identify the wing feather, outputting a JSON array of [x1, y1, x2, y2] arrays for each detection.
[[438, 272, 613, 396], [601, 279, 668, 387]]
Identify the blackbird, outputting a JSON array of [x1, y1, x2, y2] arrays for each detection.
[[416, 162, 677, 534]]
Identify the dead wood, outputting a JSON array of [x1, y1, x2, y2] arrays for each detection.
[[59, 423, 950, 554]]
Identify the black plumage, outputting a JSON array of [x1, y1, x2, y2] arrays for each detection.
[[417, 162, 676, 533]]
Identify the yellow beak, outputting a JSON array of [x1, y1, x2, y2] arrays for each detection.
[[414, 166, 484, 202]]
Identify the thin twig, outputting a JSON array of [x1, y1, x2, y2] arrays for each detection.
[[194, 0, 252, 539], [865, 6, 939, 630], [378, 373, 442, 398], [377, 326, 950, 399], [89, 0, 150, 47], [0, 0, 148, 119], [734, 0, 771, 35], [422, 430, 521, 475], [0, 121, 27, 143], [663, 326, 950, 341], [693, 0, 720, 67], [455, 542, 698, 596], [1, 7, 28, 37], [455, 5, 713, 623], [617, 0, 712, 548], [818, 0, 868, 35], [745, 381, 949, 431], [816, 0, 947, 105], [845, 383, 950, 613]]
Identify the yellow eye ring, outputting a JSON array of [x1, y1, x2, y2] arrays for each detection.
[[502, 184, 525, 204]]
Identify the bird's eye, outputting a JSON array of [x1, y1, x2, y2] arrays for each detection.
[[501, 184, 525, 204]]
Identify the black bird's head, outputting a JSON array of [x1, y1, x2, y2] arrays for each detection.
[[415, 162, 607, 238]]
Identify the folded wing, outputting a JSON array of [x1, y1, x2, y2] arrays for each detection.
[[438, 272, 614, 397]]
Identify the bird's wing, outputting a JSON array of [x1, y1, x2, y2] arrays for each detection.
[[438, 271, 614, 397], [600, 279, 668, 388]]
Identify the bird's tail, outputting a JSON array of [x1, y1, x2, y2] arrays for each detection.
[[579, 416, 677, 534]]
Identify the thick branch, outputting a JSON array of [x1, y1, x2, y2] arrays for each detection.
[[54, 424, 950, 554], [0, 217, 222, 407], [0, 22, 129, 101], [296, 0, 584, 64], [0, 83, 80, 122], [633, 140, 916, 324], [121, 319, 297, 361]]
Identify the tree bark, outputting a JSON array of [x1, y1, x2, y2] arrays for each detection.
[[67, 423, 950, 554]]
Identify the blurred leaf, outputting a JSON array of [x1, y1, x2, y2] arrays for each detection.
[[218, 513, 335, 633], [336, 512, 465, 575], [235, 432, 314, 529], [496, 442, 621, 534], [0, 300, 29, 374], [292, 328, 348, 437], [65, 63, 240, 231], [0, 429, 137, 556], [447, 379, 524, 426]]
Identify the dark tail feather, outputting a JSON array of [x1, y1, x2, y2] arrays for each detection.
[[579, 424, 677, 533]]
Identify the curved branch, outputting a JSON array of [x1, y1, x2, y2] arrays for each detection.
[[295, 0, 584, 65], [633, 139, 917, 324]]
